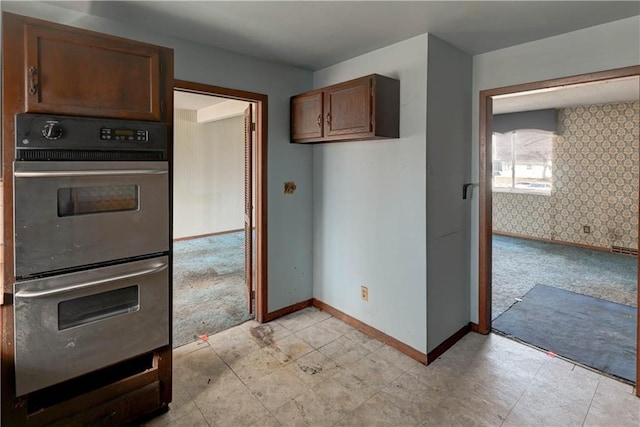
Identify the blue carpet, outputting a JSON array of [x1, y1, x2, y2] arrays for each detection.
[[493, 284, 637, 382], [173, 232, 252, 348], [493, 235, 637, 318]]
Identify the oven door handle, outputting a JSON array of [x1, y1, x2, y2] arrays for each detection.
[[15, 263, 168, 298], [14, 169, 168, 178]]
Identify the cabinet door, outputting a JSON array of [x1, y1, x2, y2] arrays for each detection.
[[24, 23, 164, 121], [325, 76, 372, 138], [291, 92, 323, 142]]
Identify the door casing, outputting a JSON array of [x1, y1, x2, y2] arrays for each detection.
[[477, 65, 640, 394], [174, 80, 268, 322]]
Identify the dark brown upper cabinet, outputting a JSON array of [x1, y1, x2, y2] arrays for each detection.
[[291, 74, 399, 143], [291, 91, 324, 141], [20, 17, 172, 122]]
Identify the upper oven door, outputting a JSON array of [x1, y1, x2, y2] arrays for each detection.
[[14, 160, 169, 278]]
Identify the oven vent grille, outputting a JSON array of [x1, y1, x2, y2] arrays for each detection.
[[17, 149, 166, 161], [611, 246, 638, 257]]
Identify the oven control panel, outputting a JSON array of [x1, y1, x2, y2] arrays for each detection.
[[15, 113, 168, 161], [100, 128, 149, 142]]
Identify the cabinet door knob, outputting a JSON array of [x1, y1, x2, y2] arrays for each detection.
[[28, 66, 38, 96], [326, 113, 331, 125], [317, 114, 322, 127]]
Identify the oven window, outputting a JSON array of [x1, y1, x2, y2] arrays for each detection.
[[57, 185, 139, 217], [58, 285, 139, 330]]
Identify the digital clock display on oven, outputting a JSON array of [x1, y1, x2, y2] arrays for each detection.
[[100, 127, 149, 142]]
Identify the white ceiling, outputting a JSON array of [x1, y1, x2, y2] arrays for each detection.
[[174, 91, 227, 110], [45, 1, 640, 71], [493, 76, 640, 114], [174, 91, 250, 122]]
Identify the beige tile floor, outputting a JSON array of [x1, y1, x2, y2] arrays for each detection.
[[144, 307, 639, 426]]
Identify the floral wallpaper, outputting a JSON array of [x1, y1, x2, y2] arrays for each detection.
[[493, 101, 639, 250]]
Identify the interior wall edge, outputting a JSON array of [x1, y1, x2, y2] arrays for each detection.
[[425, 34, 473, 352], [426, 323, 471, 365]]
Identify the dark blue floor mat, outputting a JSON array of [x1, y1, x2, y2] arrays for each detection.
[[493, 284, 637, 382]]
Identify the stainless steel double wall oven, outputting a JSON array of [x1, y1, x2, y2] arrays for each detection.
[[13, 113, 170, 396]]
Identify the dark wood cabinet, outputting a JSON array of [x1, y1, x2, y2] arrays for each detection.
[[291, 74, 399, 143], [291, 91, 324, 141], [325, 77, 372, 138], [23, 20, 171, 122]]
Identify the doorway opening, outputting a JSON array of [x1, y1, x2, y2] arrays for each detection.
[[478, 66, 640, 390], [172, 81, 268, 348]]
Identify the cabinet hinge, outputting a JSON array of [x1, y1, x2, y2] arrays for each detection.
[[161, 99, 165, 114], [250, 290, 256, 299], [251, 122, 256, 132]]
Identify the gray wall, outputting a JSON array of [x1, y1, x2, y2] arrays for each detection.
[[1, 1, 315, 313], [426, 35, 472, 352], [469, 16, 640, 323], [313, 35, 428, 353]]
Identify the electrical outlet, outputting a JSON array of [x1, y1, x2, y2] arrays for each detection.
[[583, 225, 591, 234], [361, 286, 368, 301]]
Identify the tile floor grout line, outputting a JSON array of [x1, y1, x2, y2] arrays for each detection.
[[371, 390, 420, 425], [186, 389, 214, 427], [198, 406, 213, 427], [205, 328, 279, 421], [499, 374, 531, 427], [580, 379, 601, 426]]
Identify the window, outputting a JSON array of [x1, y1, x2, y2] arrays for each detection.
[[492, 129, 553, 195]]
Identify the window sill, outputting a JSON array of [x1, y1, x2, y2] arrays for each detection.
[[493, 188, 551, 196]]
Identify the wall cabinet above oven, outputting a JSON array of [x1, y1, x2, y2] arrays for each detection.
[[21, 18, 173, 123], [290, 74, 400, 143]]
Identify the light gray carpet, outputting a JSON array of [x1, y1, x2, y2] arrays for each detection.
[[172, 232, 252, 348], [494, 284, 637, 382], [493, 234, 637, 319]]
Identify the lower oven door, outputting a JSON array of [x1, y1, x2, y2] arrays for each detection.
[[14, 160, 169, 278], [14, 256, 169, 396]]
